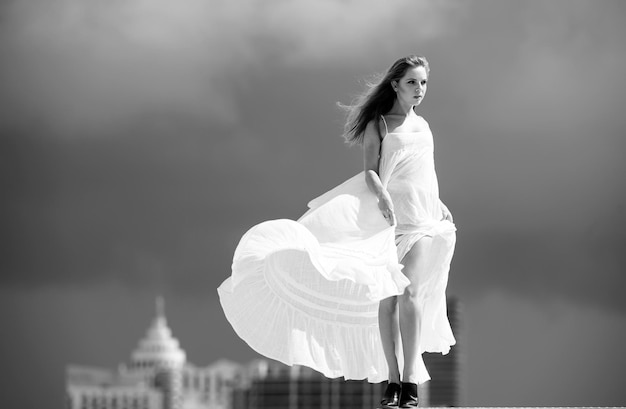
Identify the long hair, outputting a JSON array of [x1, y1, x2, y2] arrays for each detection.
[[339, 55, 430, 145]]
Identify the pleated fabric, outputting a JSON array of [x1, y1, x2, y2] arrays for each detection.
[[218, 120, 456, 384]]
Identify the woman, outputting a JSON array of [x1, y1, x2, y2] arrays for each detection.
[[218, 55, 456, 409]]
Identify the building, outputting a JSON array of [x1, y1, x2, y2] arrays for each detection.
[[66, 365, 162, 409], [232, 360, 387, 409], [66, 297, 464, 409], [66, 298, 242, 409], [233, 297, 464, 409], [423, 296, 466, 406]]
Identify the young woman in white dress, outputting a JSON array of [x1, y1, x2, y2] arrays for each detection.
[[343, 55, 455, 408], [218, 55, 456, 409]]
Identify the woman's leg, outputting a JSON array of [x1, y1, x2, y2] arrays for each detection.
[[378, 296, 401, 384], [398, 236, 433, 383]]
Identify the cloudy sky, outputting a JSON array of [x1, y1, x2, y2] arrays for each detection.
[[1, 0, 625, 407]]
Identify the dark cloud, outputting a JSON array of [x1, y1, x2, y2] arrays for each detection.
[[2, 1, 626, 407], [0, 0, 467, 134], [2, 0, 625, 304], [464, 290, 626, 406], [450, 227, 626, 311]]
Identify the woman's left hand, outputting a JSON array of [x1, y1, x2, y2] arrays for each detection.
[[440, 201, 453, 223]]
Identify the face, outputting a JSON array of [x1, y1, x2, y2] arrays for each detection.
[[392, 66, 428, 107]]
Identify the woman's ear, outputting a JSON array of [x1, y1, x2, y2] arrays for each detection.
[[390, 80, 398, 91]]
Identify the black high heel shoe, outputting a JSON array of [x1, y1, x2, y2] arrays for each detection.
[[399, 382, 418, 408], [378, 382, 401, 408]]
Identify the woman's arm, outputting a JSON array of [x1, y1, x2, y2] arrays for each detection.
[[440, 199, 453, 222], [363, 120, 396, 225]]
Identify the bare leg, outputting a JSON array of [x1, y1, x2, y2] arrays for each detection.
[[378, 296, 401, 384], [398, 236, 433, 384]]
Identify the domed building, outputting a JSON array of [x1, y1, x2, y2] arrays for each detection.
[[66, 297, 465, 409], [125, 297, 186, 371], [66, 298, 242, 409]]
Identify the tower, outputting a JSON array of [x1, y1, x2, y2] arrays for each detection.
[[124, 297, 186, 409], [67, 297, 244, 409]]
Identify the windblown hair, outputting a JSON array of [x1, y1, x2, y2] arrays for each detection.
[[339, 55, 430, 145]]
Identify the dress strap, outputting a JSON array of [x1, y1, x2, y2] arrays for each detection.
[[380, 115, 389, 138]]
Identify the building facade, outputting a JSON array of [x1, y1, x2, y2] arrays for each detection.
[[423, 297, 466, 407], [66, 297, 463, 409], [232, 361, 395, 409], [231, 298, 464, 409], [66, 298, 242, 409]]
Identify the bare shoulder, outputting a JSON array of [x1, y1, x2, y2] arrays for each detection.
[[363, 119, 383, 146], [416, 115, 431, 130], [411, 106, 429, 123]]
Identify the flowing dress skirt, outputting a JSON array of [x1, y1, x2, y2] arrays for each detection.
[[217, 172, 455, 383]]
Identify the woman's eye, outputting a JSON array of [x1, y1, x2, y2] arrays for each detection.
[[408, 80, 415, 84]]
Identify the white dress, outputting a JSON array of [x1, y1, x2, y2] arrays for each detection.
[[217, 115, 456, 384]]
